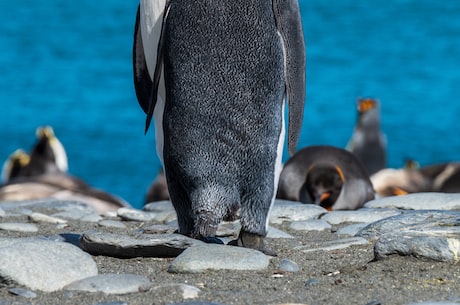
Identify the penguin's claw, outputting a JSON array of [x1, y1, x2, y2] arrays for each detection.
[[228, 231, 277, 257]]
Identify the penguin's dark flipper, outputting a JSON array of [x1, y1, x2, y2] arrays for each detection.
[[133, 6, 152, 115], [228, 231, 277, 256], [273, 0, 306, 156]]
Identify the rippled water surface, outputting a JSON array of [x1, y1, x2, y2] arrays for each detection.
[[1, 1, 459, 208]]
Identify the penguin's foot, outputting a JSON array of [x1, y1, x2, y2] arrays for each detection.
[[228, 231, 277, 257], [175, 229, 224, 244], [196, 235, 224, 244]]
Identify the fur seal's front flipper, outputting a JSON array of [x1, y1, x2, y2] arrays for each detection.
[[229, 231, 277, 257], [273, 0, 306, 156], [133, 6, 152, 115]]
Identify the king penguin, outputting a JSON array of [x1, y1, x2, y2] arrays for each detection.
[[277, 145, 375, 210], [133, 0, 306, 254], [347, 98, 386, 175], [1, 126, 68, 182]]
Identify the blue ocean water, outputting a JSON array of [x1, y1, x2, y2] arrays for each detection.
[[1, 1, 459, 209]]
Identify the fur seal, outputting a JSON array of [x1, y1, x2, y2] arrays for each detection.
[[133, 0, 306, 254], [277, 145, 375, 210], [371, 162, 460, 197]]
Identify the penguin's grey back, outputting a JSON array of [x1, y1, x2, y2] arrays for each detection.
[[163, 0, 285, 191]]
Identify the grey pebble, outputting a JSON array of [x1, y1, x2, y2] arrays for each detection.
[[0, 238, 97, 292], [143, 200, 175, 212], [289, 219, 332, 232], [52, 208, 102, 222], [167, 302, 229, 305], [295, 237, 369, 253], [98, 219, 127, 228], [168, 244, 270, 273], [365, 192, 460, 210], [8, 287, 37, 298], [28, 212, 67, 224], [80, 231, 204, 258], [64, 273, 152, 294], [0, 222, 39, 232], [142, 201, 178, 222], [92, 301, 128, 305], [320, 208, 401, 225], [335, 223, 369, 236], [407, 301, 460, 305], [269, 199, 326, 224], [304, 278, 320, 286], [138, 223, 178, 234], [266, 226, 295, 239], [0, 199, 99, 219], [152, 284, 201, 299], [117, 207, 157, 222], [279, 258, 300, 273]]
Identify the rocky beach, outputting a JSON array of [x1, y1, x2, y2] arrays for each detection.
[[0, 194, 459, 305]]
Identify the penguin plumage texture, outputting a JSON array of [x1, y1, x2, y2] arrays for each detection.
[[133, 0, 306, 254], [347, 98, 386, 175], [277, 145, 375, 210]]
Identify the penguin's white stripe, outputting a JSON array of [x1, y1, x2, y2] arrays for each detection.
[[265, 29, 289, 231], [49, 137, 68, 172], [266, 99, 286, 231], [139, 0, 167, 165], [139, 0, 166, 81]]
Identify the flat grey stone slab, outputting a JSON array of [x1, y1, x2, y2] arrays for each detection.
[[357, 210, 460, 263], [335, 223, 369, 237], [98, 219, 127, 228], [320, 208, 401, 225], [357, 210, 460, 239], [0, 223, 38, 232], [365, 193, 460, 210], [117, 207, 157, 222], [64, 273, 151, 294], [374, 231, 460, 263], [168, 244, 270, 273], [28, 212, 67, 224], [270, 200, 326, 224], [80, 231, 204, 258], [167, 301, 227, 305], [0, 238, 97, 292], [407, 301, 460, 305], [294, 237, 369, 253], [266, 226, 295, 239], [289, 219, 332, 232], [0, 199, 102, 222]]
